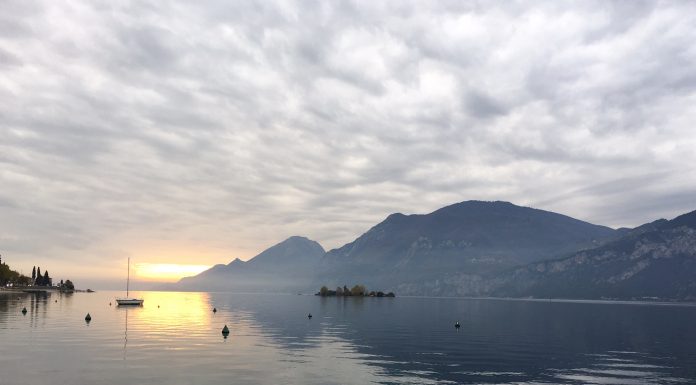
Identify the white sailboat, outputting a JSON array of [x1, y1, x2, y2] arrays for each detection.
[[116, 258, 144, 306]]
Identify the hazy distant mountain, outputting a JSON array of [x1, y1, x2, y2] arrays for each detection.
[[316, 201, 617, 291], [169, 236, 325, 292]]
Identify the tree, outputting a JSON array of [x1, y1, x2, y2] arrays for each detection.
[[350, 285, 366, 296], [35, 267, 42, 286], [43, 270, 50, 286], [0, 260, 31, 286], [18, 274, 31, 286], [319, 286, 329, 296], [343, 285, 350, 296], [336, 286, 343, 296], [64, 280, 75, 290], [32, 266, 36, 282]]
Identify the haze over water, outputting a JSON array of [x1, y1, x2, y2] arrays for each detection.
[[2, 291, 696, 384]]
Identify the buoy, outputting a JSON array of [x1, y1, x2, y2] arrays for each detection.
[[109, 302, 112, 306], [213, 307, 217, 313], [222, 324, 230, 338], [308, 313, 312, 319], [85, 313, 92, 322], [454, 321, 460, 329], [158, 305, 160, 308], [55, 300, 58, 303], [21, 307, 27, 315]]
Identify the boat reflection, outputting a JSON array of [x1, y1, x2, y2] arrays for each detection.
[[123, 308, 129, 360]]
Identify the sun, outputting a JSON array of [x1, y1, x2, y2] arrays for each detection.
[[134, 263, 210, 281]]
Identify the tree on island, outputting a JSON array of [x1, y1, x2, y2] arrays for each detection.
[[35, 267, 43, 286], [316, 284, 394, 297], [43, 270, 50, 286], [63, 279, 75, 291], [32, 266, 36, 283], [350, 285, 366, 296]]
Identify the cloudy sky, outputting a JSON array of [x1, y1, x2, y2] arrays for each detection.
[[1, 1, 695, 287]]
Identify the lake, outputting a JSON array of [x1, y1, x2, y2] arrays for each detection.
[[1, 291, 696, 384]]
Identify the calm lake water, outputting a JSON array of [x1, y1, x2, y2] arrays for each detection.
[[1, 291, 696, 385]]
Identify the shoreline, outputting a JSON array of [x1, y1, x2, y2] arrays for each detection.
[[0, 286, 78, 294]]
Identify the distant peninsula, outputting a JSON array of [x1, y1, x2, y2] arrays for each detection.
[[0, 256, 75, 292], [315, 285, 395, 297]]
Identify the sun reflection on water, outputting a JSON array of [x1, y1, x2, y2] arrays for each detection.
[[117, 291, 214, 336]]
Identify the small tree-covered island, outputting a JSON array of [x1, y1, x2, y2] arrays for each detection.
[[315, 285, 395, 297]]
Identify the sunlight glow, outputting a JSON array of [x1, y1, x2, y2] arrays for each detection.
[[134, 263, 210, 281]]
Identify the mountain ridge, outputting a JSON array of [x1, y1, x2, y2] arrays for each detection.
[[166, 201, 696, 301]]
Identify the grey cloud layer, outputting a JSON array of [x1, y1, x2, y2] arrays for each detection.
[[1, 0, 695, 279]]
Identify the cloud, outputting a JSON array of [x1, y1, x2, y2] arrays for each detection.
[[1, 0, 695, 283]]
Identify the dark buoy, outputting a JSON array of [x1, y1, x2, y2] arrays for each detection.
[[21, 307, 27, 315], [213, 307, 217, 313], [55, 300, 58, 303], [454, 321, 460, 329], [307, 313, 312, 319], [222, 324, 230, 338], [158, 305, 160, 308], [109, 302, 112, 306], [85, 313, 92, 322]]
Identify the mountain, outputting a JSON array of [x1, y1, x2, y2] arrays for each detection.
[[168, 201, 696, 301], [169, 236, 325, 292], [316, 201, 617, 291], [479, 209, 696, 301]]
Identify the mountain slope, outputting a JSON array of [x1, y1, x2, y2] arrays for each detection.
[[317, 201, 617, 290], [414, 210, 696, 300], [485, 210, 696, 300]]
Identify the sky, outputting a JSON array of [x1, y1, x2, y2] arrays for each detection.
[[1, 1, 696, 288]]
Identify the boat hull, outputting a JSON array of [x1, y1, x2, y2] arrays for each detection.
[[116, 298, 144, 306]]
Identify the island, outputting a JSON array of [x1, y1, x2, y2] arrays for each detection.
[[315, 285, 395, 297]]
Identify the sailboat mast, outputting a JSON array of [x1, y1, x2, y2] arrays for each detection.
[[126, 257, 130, 297]]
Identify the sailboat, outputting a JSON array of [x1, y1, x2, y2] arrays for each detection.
[[116, 258, 144, 306]]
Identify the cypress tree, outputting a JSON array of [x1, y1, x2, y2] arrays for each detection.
[[32, 266, 36, 282], [43, 271, 49, 286], [36, 267, 42, 285]]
